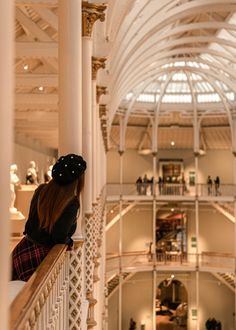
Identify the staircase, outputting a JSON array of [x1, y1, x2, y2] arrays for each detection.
[[211, 202, 235, 223], [107, 272, 132, 298], [213, 272, 235, 292]]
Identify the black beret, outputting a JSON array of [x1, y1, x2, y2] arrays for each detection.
[[52, 154, 87, 185]]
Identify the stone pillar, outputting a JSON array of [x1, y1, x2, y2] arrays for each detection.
[[58, 0, 82, 155], [92, 57, 106, 202], [0, 1, 14, 329], [82, 2, 106, 328]]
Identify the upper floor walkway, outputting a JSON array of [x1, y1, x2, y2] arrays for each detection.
[[106, 251, 235, 280], [106, 183, 236, 202]]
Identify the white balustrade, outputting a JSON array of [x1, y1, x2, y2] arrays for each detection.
[[10, 245, 70, 330]]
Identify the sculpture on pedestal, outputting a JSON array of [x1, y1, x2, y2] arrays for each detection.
[[44, 165, 53, 183], [10, 164, 21, 213], [26, 160, 39, 185]]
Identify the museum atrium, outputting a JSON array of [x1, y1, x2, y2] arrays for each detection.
[[1, 0, 236, 329]]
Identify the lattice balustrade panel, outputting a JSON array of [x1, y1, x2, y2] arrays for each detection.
[[85, 213, 95, 293], [69, 243, 84, 330]]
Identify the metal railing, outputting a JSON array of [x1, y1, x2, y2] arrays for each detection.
[[106, 251, 235, 277], [106, 183, 236, 198]]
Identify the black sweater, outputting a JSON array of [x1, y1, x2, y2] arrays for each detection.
[[24, 184, 80, 247]]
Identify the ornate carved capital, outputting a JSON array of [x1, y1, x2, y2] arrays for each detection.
[[99, 104, 107, 118], [96, 85, 107, 103], [92, 56, 106, 80], [82, 2, 107, 37]]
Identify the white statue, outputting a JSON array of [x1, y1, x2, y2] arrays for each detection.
[[26, 160, 38, 185], [10, 164, 20, 212], [44, 164, 53, 183]]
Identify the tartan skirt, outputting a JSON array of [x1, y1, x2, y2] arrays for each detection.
[[11, 236, 51, 281]]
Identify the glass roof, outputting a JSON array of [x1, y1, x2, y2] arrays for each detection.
[[125, 61, 235, 105]]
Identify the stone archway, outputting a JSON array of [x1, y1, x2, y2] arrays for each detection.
[[156, 277, 188, 330]]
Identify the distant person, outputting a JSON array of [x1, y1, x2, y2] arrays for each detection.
[[207, 175, 213, 195], [180, 172, 186, 195], [136, 176, 142, 195], [142, 174, 148, 195], [158, 176, 163, 195], [149, 176, 154, 195], [129, 318, 136, 330], [214, 176, 220, 196]]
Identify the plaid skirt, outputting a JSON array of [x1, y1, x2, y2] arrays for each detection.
[[11, 236, 51, 281]]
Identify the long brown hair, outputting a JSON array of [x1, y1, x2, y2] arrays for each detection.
[[37, 174, 84, 232]]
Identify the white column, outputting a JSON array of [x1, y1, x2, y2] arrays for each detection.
[[92, 80, 97, 202], [97, 114, 102, 195], [58, 0, 82, 155], [0, 1, 14, 329], [82, 37, 93, 214]]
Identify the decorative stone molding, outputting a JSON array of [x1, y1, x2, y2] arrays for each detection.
[[99, 104, 109, 151], [96, 85, 107, 103], [92, 56, 106, 80], [82, 2, 107, 37]]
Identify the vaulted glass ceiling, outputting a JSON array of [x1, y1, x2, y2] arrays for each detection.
[[124, 60, 235, 106]]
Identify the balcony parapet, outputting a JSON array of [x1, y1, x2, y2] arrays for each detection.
[[106, 251, 236, 279], [106, 183, 236, 201]]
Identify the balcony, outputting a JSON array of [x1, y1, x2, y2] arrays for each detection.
[[106, 183, 236, 202]]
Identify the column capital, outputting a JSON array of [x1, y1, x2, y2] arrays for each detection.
[[82, 2, 106, 37], [194, 151, 200, 157], [99, 103, 107, 118], [96, 85, 107, 103], [92, 56, 106, 80]]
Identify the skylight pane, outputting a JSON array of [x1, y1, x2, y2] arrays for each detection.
[[172, 72, 187, 81], [162, 94, 192, 103], [137, 93, 155, 103], [226, 92, 235, 101], [197, 93, 221, 103]]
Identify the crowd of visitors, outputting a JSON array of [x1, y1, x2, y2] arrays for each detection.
[[207, 175, 220, 196], [136, 174, 154, 195], [136, 173, 186, 195]]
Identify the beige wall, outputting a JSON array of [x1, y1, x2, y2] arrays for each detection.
[[106, 206, 152, 254], [107, 149, 234, 184], [199, 272, 234, 330], [187, 205, 234, 254], [122, 272, 153, 330]]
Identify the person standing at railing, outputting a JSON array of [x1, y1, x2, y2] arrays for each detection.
[[11, 153, 87, 281], [158, 176, 163, 195], [142, 174, 148, 195], [135, 176, 142, 195], [214, 176, 220, 196], [207, 175, 213, 195]]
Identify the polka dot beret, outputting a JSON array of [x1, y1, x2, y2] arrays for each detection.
[[52, 154, 87, 185]]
